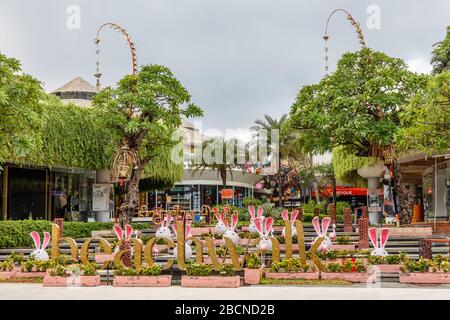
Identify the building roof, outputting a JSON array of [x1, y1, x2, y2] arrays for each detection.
[[52, 76, 97, 94]]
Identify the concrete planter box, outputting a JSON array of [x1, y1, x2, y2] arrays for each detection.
[[181, 276, 240, 288], [203, 257, 244, 265], [153, 245, 169, 254], [80, 275, 101, 287], [265, 272, 320, 280], [399, 272, 450, 284], [14, 271, 47, 278], [191, 227, 211, 236], [321, 272, 376, 283], [244, 268, 263, 284], [239, 238, 254, 246], [369, 264, 401, 273], [113, 275, 172, 287], [330, 244, 356, 251], [201, 239, 224, 247], [43, 276, 69, 287], [0, 271, 16, 280], [279, 244, 300, 252]]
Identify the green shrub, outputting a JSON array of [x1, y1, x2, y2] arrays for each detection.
[[335, 235, 351, 244], [244, 253, 261, 269], [218, 264, 236, 276], [140, 264, 162, 276], [335, 201, 350, 215], [0, 260, 14, 271], [47, 264, 67, 277], [242, 197, 262, 207], [186, 263, 212, 276], [81, 262, 98, 276], [271, 259, 309, 273], [0, 220, 148, 248]]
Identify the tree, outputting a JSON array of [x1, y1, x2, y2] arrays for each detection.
[[313, 163, 337, 209], [431, 26, 450, 75], [290, 48, 427, 223], [191, 137, 244, 189], [93, 64, 202, 224], [0, 52, 44, 167]]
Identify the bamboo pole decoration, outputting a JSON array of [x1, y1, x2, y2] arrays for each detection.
[[94, 22, 138, 90], [323, 9, 366, 74]]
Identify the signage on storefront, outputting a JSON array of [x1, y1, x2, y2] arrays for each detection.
[[221, 189, 234, 199], [92, 184, 110, 211]]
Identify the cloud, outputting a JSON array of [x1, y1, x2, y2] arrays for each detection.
[[407, 56, 433, 74]]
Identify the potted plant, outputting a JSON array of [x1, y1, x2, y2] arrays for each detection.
[[181, 263, 240, 288], [79, 262, 101, 287], [331, 235, 355, 251], [43, 263, 69, 287], [16, 258, 49, 278], [264, 258, 319, 280], [399, 255, 450, 284], [0, 260, 16, 280], [367, 253, 405, 273], [244, 253, 263, 284], [113, 264, 171, 287], [9, 252, 24, 271], [321, 258, 375, 283]]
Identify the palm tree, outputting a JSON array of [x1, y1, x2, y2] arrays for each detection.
[[431, 26, 450, 75], [191, 137, 245, 189]]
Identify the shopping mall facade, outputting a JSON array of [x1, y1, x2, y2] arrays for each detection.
[[0, 77, 448, 222]]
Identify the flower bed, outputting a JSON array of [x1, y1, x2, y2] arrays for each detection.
[[267, 258, 319, 280], [181, 263, 241, 288], [321, 258, 375, 283], [265, 272, 319, 280], [367, 253, 406, 273], [399, 273, 450, 284], [399, 255, 450, 284], [244, 253, 262, 285], [113, 264, 171, 287]]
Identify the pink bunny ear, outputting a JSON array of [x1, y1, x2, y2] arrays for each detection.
[[380, 228, 389, 248], [125, 224, 133, 240], [30, 231, 41, 249], [41, 232, 51, 250], [185, 220, 192, 238], [254, 218, 263, 235], [248, 206, 255, 220], [312, 217, 321, 235], [212, 207, 218, 213], [264, 217, 274, 235], [368, 228, 378, 249], [222, 213, 229, 228], [113, 224, 123, 240], [291, 210, 299, 222], [257, 206, 263, 218], [231, 213, 238, 230], [214, 213, 222, 222], [321, 217, 331, 235], [281, 209, 289, 221]]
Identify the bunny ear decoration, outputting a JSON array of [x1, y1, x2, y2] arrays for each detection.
[[30, 231, 41, 249], [321, 217, 331, 235], [185, 220, 192, 239], [281, 209, 289, 221], [41, 232, 51, 250], [380, 228, 389, 249], [231, 213, 238, 230], [222, 213, 229, 228], [312, 217, 321, 236], [257, 206, 263, 218], [264, 217, 274, 235], [248, 206, 255, 220], [113, 224, 123, 240], [125, 224, 133, 240], [214, 212, 222, 222], [254, 218, 263, 235], [368, 228, 378, 249], [291, 210, 299, 222]]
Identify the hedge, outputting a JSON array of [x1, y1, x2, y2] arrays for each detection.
[[0, 220, 150, 248]]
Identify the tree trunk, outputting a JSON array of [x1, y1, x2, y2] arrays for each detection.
[[392, 160, 414, 225], [120, 167, 141, 226], [313, 182, 320, 204], [332, 177, 337, 209]]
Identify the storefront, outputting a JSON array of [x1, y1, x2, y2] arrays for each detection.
[[423, 160, 450, 221]]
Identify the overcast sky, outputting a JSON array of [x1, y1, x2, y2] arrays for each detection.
[[0, 0, 449, 140]]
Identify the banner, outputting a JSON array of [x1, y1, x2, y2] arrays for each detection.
[[92, 184, 110, 211]]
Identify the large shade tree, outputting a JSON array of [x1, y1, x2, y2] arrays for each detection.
[[431, 26, 450, 75], [94, 64, 202, 224], [290, 48, 427, 224]]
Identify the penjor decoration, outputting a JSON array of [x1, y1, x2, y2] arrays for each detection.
[[368, 227, 389, 257]]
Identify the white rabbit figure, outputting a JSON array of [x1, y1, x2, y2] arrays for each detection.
[[281, 209, 299, 237], [156, 213, 173, 238], [172, 220, 193, 261], [248, 206, 265, 234], [213, 208, 227, 234], [113, 224, 135, 254], [369, 227, 389, 257], [29, 231, 50, 261], [311, 216, 332, 251], [254, 216, 274, 251], [222, 213, 240, 245]]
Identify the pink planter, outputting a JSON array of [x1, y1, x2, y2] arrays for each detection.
[[369, 264, 401, 273], [0, 271, 16, 280], [201, 239, 224, 246], [153, 245, 169, 254], [80, 275, 101, 287], [244, 268, 263, 285], [399, 273, 450, 284], [181, 276, 241, 288], [279, 245, 300, 252], [265, 272, 320, 280], [321, 272, 376, 283], [191, 227, 211, 236], [14, 271, 47, 279], [330, 244, 356, 251], [203, 257, 244, 265], [113, 275, 172, 287], [43, 276, 69, 287], [239, 238, 254, 246]]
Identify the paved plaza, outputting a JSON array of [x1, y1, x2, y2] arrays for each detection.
[[0, 284, 449, 300]]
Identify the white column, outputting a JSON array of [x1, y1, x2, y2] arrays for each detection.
[[94, 169, 111, 222]]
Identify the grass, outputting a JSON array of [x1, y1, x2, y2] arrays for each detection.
[[0, 277, 43, 284], [260, 278, 352, 286]]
